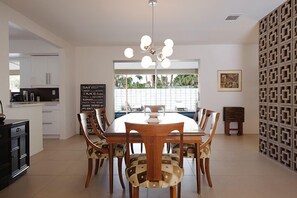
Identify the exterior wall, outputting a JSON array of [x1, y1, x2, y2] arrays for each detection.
[[115, 88, 198, 112], [259, 0, 297, 172]]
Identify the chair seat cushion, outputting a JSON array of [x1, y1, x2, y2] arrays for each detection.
[[86, 139, 125, 159], [172, 143, 211, 159], [125, 154, 184, 188]]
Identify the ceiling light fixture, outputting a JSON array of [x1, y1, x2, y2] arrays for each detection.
[[124, 0, 174, 68]]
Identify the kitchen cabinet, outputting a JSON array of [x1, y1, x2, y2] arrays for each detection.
[[31, 55, 60, 87], [42, 103, 60, 138], [19, 57, 32, 88], [0, 120, 29, 190]]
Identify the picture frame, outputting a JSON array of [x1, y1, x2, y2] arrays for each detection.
[[217, 70, 242, 92]]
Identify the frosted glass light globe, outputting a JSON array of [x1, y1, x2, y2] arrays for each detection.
[[140, 43, 146, 51], [164, 39, 174, 47], [141, 56, 152, 68], [162, 46, 173, 57], [141, 35, 152, 46], [124, 48, 134, 58], [157, 52, 164, 61], [161, 58, 171, 68]]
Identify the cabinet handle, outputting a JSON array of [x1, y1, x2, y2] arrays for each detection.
[[46, 73, 50, 84], [43, 122, 53, 125], [49, 73, 51, 84]]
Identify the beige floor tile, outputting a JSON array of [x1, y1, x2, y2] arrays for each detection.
[[0, 175, 55, 198]]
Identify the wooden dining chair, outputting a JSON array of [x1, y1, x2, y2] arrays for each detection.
[[133, 105, 167, 153], [172, 110, 220, 187], [77, 112, 125, 189], [198, 111, 220, 187], [95, 107, 110, 132], [125, 122, 184, 198], [144, 105, 165, 115], [171, 107, 208, 157], [94, 107, 110, 167], [193, 107, 207, 129]]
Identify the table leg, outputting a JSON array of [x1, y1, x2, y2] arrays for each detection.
[[195, 143, 201, 194], [224, 121, 230, 135], [109, 143, 114, 194], [238, 122, 243, 135]]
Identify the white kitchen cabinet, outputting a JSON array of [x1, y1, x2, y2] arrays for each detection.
[[42, 103, 60, 138], [31, 55, 60, 87], [19, 57, 32, 88]]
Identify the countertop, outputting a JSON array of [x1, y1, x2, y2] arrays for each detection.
[[9, 101, 60, 108]]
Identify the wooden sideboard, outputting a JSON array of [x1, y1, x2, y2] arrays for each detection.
[[223, 107, 244, 135], [0, 120, 29, 190]]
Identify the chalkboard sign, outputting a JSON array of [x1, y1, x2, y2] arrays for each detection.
[[80, 84, 106, 134]]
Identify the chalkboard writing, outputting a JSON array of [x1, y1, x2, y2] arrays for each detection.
[[80, 84, 106, 134]]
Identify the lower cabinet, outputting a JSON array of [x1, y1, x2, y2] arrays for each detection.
[[0, 120, 29, 190], [42, 103, 60, 138]]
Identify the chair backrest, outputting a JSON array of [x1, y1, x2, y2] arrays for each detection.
[[193, 107, 206, 128], [77, 112, 106, 152], [144, 105, 165, 115], [200, 111, 220, 150], [125, 122, 184, 181], [95, 107, 110, 132]]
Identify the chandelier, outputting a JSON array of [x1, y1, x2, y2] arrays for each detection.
[[124, 0, 174, 68]]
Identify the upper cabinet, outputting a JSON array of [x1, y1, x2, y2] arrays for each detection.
[[19, 57, 31, 88], [30, 55, 60, 87]]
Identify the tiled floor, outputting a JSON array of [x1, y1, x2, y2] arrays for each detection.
[[1, 134, 297, 198]]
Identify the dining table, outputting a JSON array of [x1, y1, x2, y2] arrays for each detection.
[[104, 112, 205, 194]]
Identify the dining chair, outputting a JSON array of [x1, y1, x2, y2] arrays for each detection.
[[77, 112, 125, 189], [94, 107, 110, 167], [172, 110, 220, 187], [198, 111, 220, 187], [95, 107, 110, 133], [134, 105, 167, 153], [193, 107, 207, 129], [125, 122, 184, 198], [144, 105, 165, 115], [170, 107, 207, 157]]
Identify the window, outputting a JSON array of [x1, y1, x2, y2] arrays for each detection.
[[9, 60, 20, 92], [114, 60, 199, 113]]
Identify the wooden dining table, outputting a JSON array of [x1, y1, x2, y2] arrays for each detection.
[[104, 112, 205, 194]]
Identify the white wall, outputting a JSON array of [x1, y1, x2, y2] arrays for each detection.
[[75, 44, 259, 134], [9, 39, 60, 54], [0, 2, 76, 141]]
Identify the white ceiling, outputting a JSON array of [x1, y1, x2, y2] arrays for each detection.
[[1, 0, 285, 46]]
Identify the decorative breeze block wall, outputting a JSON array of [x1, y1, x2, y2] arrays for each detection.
[[259, 0, 297, 172]]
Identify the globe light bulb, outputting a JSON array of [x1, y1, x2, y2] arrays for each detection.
[[162, 46, 173, 57], [161, 58, 171, 68], [141, 35, 152, 47], [140, 43, 146, 51], [164, 39, 174, 47], [157, 52, 164, 61], [124, 48, 134, 58], [141, 56, 152, 68]]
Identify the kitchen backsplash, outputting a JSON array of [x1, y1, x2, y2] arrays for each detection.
[[11, 88, 59, 102]]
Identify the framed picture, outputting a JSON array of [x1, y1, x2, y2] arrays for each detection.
[[217, 70, 242, 92]]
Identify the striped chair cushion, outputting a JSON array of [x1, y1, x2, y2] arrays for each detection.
[[125, 154, 184, 188]]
